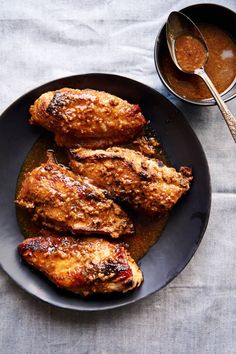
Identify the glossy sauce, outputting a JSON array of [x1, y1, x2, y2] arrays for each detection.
[[175, 35, 206, 72], [16, 129, 169, 262], [161, 24, 236, 100]]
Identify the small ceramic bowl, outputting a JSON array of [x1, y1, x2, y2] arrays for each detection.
[[154, 3, 236, 105]]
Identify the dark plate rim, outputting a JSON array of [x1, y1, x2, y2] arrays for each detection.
[[0, 73, 211, 311]]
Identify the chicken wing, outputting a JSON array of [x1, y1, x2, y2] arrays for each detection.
[[18, 236, 143, 296], [16, 154, 134, 238], [69, 147, 193, 215], [29, 88, 146, 148]]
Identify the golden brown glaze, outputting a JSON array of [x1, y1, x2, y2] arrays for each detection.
[[16, 154, 134, 238], [18, 236, 143, 296], [132, 136, 160, 157], [16, 133, 170, 262], [29, 88, 146, 148], [69, 147, 192, 215]]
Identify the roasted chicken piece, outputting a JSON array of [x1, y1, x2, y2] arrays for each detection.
[[70, 147, 193, 215], [29, 88, 146, 148], [18, 236, 143, 296], [16, 154, 134, 238], [132, 136, 160, 157]]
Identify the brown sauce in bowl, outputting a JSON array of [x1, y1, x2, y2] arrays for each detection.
[[16, 129, 169, 262], [161, 24, 236, 100]]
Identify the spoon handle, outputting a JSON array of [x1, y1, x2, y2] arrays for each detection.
[[196, 69, 236, 143]]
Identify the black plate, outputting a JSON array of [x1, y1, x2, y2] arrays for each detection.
[[0, 74, 211, 311]]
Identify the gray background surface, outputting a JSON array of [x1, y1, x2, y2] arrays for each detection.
[[0, 0, 236, 353]]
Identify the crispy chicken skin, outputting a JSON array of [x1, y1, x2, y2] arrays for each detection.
[[18, 236, 143, 296], [70, 147, 193, 215], [16, 155, 134, 238], [29, 88, 146, 148]]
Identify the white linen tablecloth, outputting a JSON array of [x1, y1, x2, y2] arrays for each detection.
[[0, 0, 236, 353]]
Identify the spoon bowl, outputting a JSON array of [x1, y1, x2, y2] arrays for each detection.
[[166, 12, 208, 74]]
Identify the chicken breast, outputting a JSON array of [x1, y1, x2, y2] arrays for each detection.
[[18, 236, 143, 296], [29, 88, 146, 148], [16, 154, 134, 238], [69, 147, 193, 215]]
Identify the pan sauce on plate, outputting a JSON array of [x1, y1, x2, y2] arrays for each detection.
[[16, 129, 169, 262]]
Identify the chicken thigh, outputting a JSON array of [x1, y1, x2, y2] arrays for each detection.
[[18, 236, 143, 296], [70, 147, 192, 215], [16, 154, 134, 238], [29, 88, 146, 148]]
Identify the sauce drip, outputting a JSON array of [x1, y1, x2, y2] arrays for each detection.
[[175, 35, 206, 72], [16, 129, 169, 262], [161, 24, 236, 100]]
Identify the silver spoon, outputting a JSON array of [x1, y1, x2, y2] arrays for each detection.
[[166, 11, 236, 143]]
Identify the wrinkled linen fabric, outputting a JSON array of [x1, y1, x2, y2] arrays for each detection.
[[0, 0, 236, 353]]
